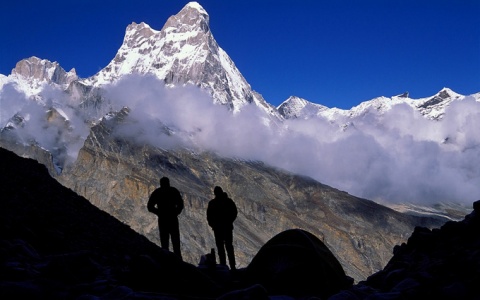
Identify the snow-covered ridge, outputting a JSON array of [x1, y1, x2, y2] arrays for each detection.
[[278, 88, 480, 121], [277, 96, 329, 119]]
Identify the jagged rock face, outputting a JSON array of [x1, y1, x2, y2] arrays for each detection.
[[12, 56, 77, 85], [56, 110, 444, 282]]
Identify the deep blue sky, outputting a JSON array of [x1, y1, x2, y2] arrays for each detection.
[[1, 0, 479, 108]]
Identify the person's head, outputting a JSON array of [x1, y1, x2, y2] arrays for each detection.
[[160, 177, 170, 187], [214, 186, 223, 197]]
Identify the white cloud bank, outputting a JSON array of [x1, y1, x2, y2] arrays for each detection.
[[102, 75, 480, 205], [2, 75, 479, 205]]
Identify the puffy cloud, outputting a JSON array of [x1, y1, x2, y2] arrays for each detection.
[[3, 75, 479, 205], [102, 76, 480, 205], [0, 83, 29, 126], [1, 82, 90, 167]]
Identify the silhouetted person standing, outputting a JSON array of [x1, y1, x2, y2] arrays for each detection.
[[147, 177, 184, 259], [207, 186, 238, 270]]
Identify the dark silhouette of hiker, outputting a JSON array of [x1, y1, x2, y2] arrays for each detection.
[[207, 186, 238, 270], [147, 177, 184, 259]]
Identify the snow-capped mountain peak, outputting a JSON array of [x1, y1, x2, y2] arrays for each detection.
[[161, 1, 210, 34], [413, 87, 464, 119], [123, 22, 158, 48], [277, 96, 329, 119], [278, 87, 479, 122], [11, 56, 78, 85], [1, 56, 78, 97], [82, 2, 278, 117]]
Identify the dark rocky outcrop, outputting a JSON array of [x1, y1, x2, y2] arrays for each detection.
[[0, 147, 220, 299], [329, 200, 480, 300]]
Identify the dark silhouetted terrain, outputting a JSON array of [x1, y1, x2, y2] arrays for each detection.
[[1, 147, 479, 299], [0, 147, 222, 299]]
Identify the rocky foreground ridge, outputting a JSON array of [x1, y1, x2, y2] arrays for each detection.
[[1, 147, 479, 299]]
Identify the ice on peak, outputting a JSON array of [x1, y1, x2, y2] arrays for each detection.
[[396, 92, 409, 98], [288, 95, 307, 103], [82, 0, 275, 117], [125, 22, 157, 40], [162, 1, 210, 33], [279, 96, 311, 107], [278, 96, 330, 119], [126, 22, 154, 31], [437, 87, 459, 99], [13, 56, 57, 71], [184, 2, 208, 16], [284, 96, 328, 109]]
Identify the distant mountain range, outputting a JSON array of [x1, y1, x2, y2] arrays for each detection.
[[278, 88, 479, 121], [0, 1, 478, 282]]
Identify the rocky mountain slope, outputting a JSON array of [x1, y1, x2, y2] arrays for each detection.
[[53, 109, 445, 282], [2, 147, 478, 299]]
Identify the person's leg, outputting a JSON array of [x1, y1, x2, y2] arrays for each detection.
[[214, 229, 226, 265], [225, 229, 236, 270], [159, 219, 169, 250], [170, 218, 182, 259]]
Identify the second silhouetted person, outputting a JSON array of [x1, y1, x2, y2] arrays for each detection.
[[207, 186, 238, 270], [147, 177, 184, 259]]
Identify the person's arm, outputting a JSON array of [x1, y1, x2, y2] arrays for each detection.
[[147, 191, 159, 215], [175, 189, 184, 215], [228, 198, 238, 222], [207, 201, 214, 228]]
